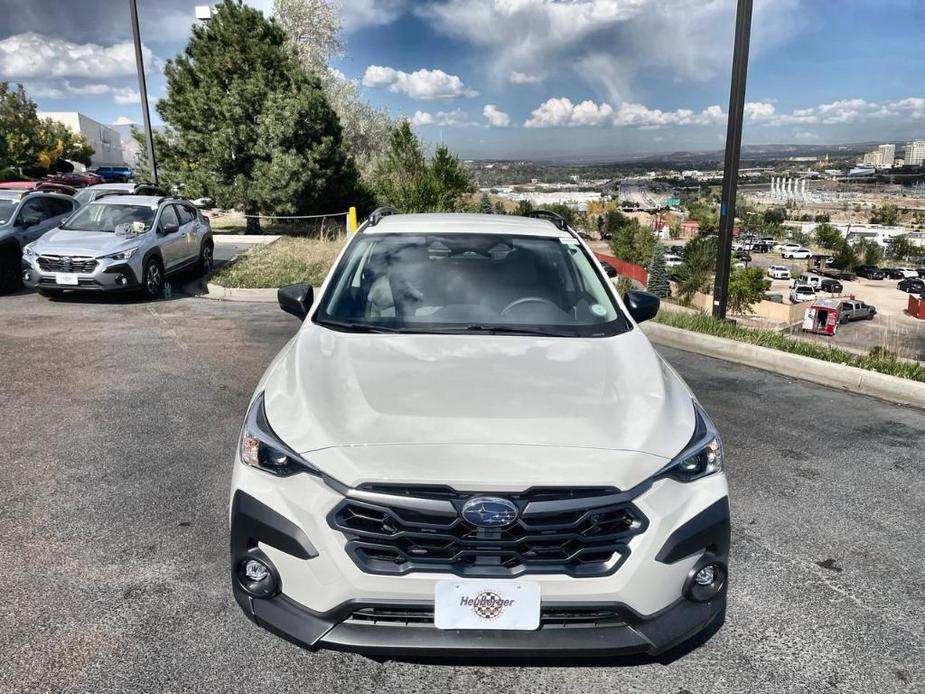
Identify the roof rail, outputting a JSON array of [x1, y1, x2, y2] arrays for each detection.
[[525, 209, 583, 242], [365, 206, 400, 228]]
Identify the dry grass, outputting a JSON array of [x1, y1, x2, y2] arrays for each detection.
[[211, 236, 343, 288]]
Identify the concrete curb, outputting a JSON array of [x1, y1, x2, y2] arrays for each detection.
[[212, 234, 281, 245], [641, 322, 925, 410], [196, 282, 279, 302]]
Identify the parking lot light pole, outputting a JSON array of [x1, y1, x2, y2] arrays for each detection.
[[712, 0, 754, 320], [130, 0, 158, 186]]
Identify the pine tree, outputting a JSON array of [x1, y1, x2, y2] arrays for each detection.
[[647, 246, 670, 298], [479, 193, 493, 214], [156, 0, 369, 232], [370, 121, 472, 212]]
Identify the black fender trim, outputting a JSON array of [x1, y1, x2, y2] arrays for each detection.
[[655, 497, 730, 564], [230, 490, 318, 561]]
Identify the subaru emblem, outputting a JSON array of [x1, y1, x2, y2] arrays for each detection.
[[461, 497, 518, 528]]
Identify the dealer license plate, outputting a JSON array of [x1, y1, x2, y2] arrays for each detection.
[[55, 273, 79, 286], [434, 580, 540, 630]]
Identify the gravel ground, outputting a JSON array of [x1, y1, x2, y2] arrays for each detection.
[[0, 289, 922, 694]]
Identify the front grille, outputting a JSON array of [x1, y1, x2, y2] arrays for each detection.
[[344, 605, 626, 628], [329, 487, 647, 578], [37, 255, 98, 273]]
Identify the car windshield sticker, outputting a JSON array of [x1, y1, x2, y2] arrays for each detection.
[[591, 303, 607, 317]]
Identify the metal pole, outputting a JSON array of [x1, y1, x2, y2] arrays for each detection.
[[712, 0, 753, 319], [130, 0, 158, 186]]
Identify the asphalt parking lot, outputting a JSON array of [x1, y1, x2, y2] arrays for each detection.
[[0, 290, 923, 693]]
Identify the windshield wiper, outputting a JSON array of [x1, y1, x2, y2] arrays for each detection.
[[461, 324, 576, 337], [316, 318, 413, 334]]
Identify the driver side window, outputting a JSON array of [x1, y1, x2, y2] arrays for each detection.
[[158, 205, 179, 232], [16, 199, 48, 227]]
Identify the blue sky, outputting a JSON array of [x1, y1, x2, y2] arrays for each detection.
[[1, 0, 922, 159]]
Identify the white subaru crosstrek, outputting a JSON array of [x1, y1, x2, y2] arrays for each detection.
[[230, 210, 730, 658]]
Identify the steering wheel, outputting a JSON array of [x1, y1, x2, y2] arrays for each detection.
[[500, 296, 560, 316]]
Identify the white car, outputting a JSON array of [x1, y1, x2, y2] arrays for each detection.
[[229, 210, 730, 658], [782, 247, 812, 259], [895, 268, 918, 279], [767, 265, 791, 280], [664, 253, 683, 267], [790, 283, 816, 303]]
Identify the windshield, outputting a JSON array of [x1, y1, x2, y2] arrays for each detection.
[[0, 198, 17, 224], [61, 202, 156, 233], [316, 232, 628, 337]]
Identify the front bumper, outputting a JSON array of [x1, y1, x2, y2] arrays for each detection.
[[233, 583, 725, 658], [22, 256, 142, 292], [229, 463, 730, 658]]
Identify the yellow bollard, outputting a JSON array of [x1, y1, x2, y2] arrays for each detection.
[[347, 206, 358, 235]]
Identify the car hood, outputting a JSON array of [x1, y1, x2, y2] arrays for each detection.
[[34, 227, 146, 256], [262, 325, 697, 489]]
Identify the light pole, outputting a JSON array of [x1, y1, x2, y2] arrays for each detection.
[[712, 0, 754, 320], [129, 0, 157, 186]]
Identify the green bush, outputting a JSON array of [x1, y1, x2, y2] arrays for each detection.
[[652, 311, 925, 383]]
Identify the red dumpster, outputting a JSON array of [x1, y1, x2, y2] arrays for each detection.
[[909, 294, 925, 320]]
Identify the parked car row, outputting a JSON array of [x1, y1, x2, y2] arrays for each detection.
[[1, 190, 213, 298]]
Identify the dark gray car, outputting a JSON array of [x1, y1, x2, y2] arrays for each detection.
[[0, 190, 80, 293]]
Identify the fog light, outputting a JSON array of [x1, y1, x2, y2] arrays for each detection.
[[694, 565, 716, 586], [685, 561, 726, 602], [22, 270, 31, 282], [116, 274, 128, 286], [244, 559, 269, 582], [236, 556, 278, 598]]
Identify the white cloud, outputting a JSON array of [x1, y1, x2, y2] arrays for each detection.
[[112, 116, 136, 126], [362, 65, 477, 99], [792, 130, 820, 142], [410, 109, 478, 127], [482, 104, 510, 127], [525, 98, 726, 129], [744, 101, 776, 122], [113, 88, 141, 105], [416, 0, 804, 104], [509, 71, 543, 85], [0, 32, 160, 80], [340, 0, 408, 32]]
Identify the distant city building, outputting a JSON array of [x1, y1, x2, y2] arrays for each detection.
[[878, 144, 895, 167], [905, 140, 925, 167], [859, 143, 898, 168], [679, 221, 700, 239], [37, 112, 126, 168]]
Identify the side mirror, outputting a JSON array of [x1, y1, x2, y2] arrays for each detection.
[[278, 283, 313, 321], [161, 222, 179, 235], [623, 290, 660, 324]]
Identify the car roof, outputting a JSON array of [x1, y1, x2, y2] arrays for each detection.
[[367, 213, 572, 238], [87, 194, 165, 206], [85, 183, 136, 191]]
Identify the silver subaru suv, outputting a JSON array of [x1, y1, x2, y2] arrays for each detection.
[[22, 195, 213, 298]]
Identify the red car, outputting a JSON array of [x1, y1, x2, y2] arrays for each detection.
[[43, 171, 103, 188], [0, 181, 78, 195]]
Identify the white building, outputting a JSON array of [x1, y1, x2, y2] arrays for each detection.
[[905, 140, 925, 167], [37, 112, 126, 168], [878, 144, 895, 168]]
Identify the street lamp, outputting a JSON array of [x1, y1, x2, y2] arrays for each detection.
[[129, 0, 157, 186], [711, 0, 754, 320]]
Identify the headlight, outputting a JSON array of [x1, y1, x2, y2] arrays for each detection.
[[23, 244, 37, 257], [103, 247, 139, 261], [239, 392, 319, 477], [661, 402, 724, 482]]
